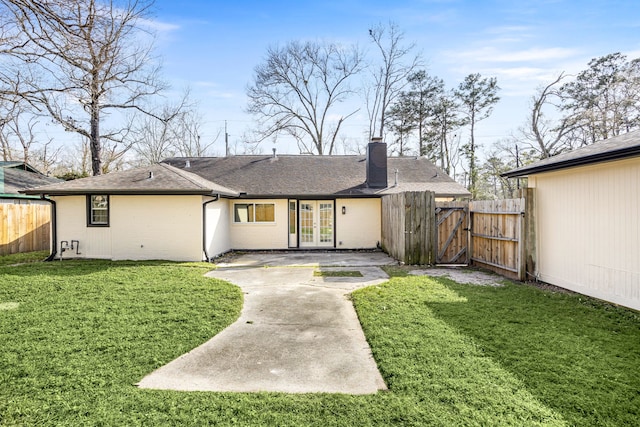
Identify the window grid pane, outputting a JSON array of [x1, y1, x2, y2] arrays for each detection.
[[89, 195, 109, 225]]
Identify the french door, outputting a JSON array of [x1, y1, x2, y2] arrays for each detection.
[[299, 200, 334, 248]]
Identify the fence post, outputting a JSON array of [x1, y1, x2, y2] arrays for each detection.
[[518, 197, 526, 281], [427, 191, 436, 265], [524, 188, 537, 280]]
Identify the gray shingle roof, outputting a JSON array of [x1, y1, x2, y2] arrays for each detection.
[[23, 163, 238, 196], [0, 167, 60, 196], [162, 155, 470, 198], [0, 161, 41, 174], [503, 130, 640, 178]]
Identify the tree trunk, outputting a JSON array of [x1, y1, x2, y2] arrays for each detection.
[[90, 99, 101, 176], [469, 113, 476, 195]]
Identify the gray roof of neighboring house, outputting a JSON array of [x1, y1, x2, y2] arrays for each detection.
[[503, 130, 640, 178], [0, 166, 61, 198], [0, 161, 42, 174], [22, 163, 239, 196], [162, 155, 471, 198]]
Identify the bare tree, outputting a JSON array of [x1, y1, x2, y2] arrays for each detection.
[[56, 140, 91, 179], [521, 73, 573, 158], [0, 0, 167, 175], [366, 21, 421, 140], [30, 139, 62, 176], [171, 110, 218, 157], [132, 91, 218, 164], [247, 40, 364, 155], [0, 106, 39, 164], [0, 101, 65, 170], [0, 102, 16, 160], [131, 110, 177, 164]]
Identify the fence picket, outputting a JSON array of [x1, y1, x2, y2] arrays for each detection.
[[0, 202, 51, 255]]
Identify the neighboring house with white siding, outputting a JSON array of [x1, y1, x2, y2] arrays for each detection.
[[504, 131, 640, 311], [23, 141, 470, 262]]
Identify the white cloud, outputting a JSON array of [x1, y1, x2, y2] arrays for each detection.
[[449, 46, 579, 64], [138, 18, 180, 33]]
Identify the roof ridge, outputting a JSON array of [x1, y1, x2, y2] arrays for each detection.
[[158, 163, 239, 195], [158, 163, 210, 190]]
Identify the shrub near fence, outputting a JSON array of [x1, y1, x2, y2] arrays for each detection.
[[0, 202, 51, 255]]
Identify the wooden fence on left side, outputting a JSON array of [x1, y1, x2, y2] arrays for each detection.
[[0, 202, 51, 255]]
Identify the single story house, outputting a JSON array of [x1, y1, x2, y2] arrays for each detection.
[[24, 141, 470, 262], [503, 131, 640, 311]]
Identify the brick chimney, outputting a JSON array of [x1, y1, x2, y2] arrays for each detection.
[[366, 137, 388, 188]]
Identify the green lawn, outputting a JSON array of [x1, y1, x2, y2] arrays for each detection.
[[1, 256, 638, 426]]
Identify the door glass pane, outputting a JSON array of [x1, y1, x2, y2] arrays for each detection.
[[289, 201, 297, 234], [319, 202, 333, 243], [300, 203, 314, 243]]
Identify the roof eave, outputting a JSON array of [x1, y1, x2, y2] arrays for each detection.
[[0, 193, 43, 199], [502, 146, 640, 178], [21, 189, 226, 196]]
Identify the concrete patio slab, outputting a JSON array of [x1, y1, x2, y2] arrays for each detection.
[[137, 251, 393, 394]]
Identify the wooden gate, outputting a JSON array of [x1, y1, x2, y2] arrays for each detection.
[[381, 191, 437, 265], [436, 201, 469, 264], [469, 198, 525, 280]]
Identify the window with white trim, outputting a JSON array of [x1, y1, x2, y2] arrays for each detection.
[[233, 203, 275, 223], [87, 195, 109, 226]]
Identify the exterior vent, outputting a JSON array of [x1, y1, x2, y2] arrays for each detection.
[[366, 141, 387, 188]]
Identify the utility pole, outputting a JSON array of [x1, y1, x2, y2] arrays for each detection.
[[515, 144, 520, 190], [225, 120, 229, 157]]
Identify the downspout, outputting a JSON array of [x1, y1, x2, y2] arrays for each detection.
[[41, 195, 57, 261], [202, 193, 220, 262]]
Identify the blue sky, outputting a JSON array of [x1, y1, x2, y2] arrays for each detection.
[[151, 0, 640, 155]]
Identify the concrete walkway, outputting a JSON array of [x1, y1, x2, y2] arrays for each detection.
[[137, 251, 395, 394]]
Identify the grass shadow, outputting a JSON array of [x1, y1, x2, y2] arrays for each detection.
[[423, 276, 640, 426]]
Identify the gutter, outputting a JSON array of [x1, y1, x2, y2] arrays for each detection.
[[202, 193, 220, 262], [502, 145, 640, 178], [41, 195, 57, 261]]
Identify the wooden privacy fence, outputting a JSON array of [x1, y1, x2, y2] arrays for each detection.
[[381, 191, 437, 265], [470, 198, 525, 280], [381, 192, 528, 281], [0, 202, 51, 255]]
